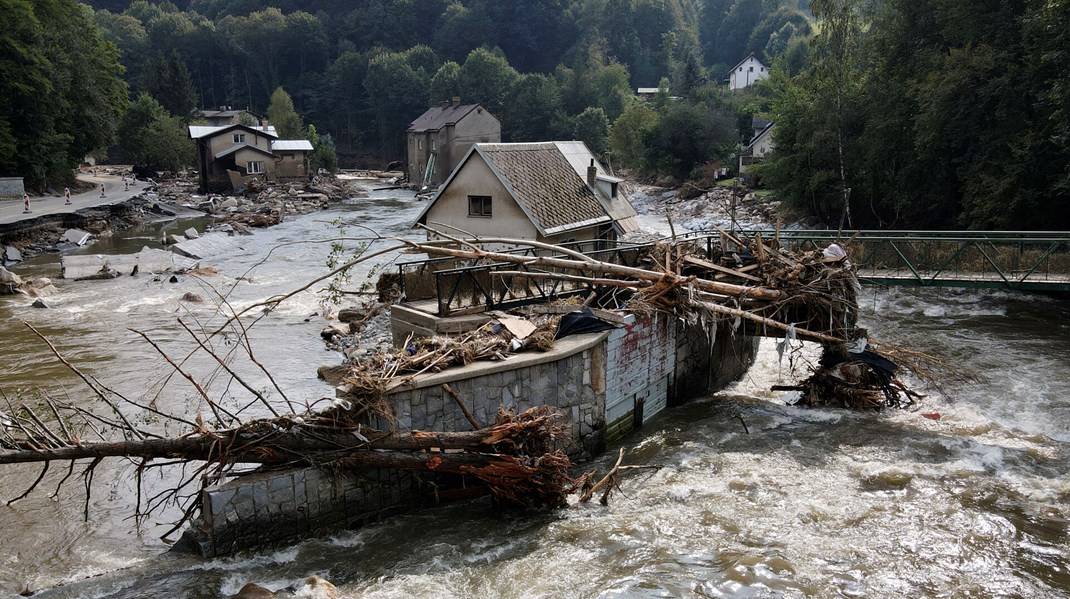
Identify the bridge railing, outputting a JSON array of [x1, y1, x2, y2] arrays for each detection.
[[735, 230, 1070, 290], [396, 238, 660, 316]]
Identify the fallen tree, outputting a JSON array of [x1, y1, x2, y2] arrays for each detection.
[[0, 227, 945, 541]]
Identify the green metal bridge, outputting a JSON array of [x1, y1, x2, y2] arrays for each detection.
[[747, 230, 1070, 292]]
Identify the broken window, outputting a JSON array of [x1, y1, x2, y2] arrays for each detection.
[[468, 195, 492, 217], [247, 161, 264, 174]]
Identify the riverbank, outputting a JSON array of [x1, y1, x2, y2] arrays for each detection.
[[626, 181, 815, 234], [0, 173, 368, 266]]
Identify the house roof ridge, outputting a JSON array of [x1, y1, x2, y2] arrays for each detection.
[[726, 52, 765, 76]]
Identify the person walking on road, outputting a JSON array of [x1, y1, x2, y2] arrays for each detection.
[[22, 193, 31, 213], [64, 186, 71, 205], [100, 183, 106, 198], [123, 177, 129, 191]]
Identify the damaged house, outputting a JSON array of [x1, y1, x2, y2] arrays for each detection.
[[189, 123, 313, 193], [407, 98, 501, 188]]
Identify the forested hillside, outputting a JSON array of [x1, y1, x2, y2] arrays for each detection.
[[764, 0, 1070, 230], [83, 0, 808, 163], [3, 0, 1066, 229]]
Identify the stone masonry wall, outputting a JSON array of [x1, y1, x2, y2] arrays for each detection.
[[190, 322, 758, 557], [0, 177, 25, 198], [381, 347, 606, 456], [187, 467, 419, 557]]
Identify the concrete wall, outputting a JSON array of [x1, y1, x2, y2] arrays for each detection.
[[0, 177, 25, 198], [189, 318, 757, 557]]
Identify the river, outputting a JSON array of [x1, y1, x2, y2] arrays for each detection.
[[1, 185, 1068, 598]]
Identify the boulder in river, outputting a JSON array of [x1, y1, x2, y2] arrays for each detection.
[[24, 277, 58, 298], [184, 227, 200, 239], [31, 298, 50, 309], [180, 292, 205, 303], [3, 245, 22, 265], [0, 266, 23, 294]]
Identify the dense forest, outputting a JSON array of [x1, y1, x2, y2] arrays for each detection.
[[1, 0, 1066, 229]]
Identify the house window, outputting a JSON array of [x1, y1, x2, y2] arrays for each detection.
[[738, 67, 742, 72], [468, 195, 492, 217], [760, 67, 764, 72], [233, 133, 246, 143], [418, 138, 423, 150], [610, 182, 618, 200], [749, 66, 754, 72], [431, 138, 436, 151], [247, 161, 264, 174]]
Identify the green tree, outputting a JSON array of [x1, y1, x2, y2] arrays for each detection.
[[119, 93, 193, 171], [363, 50, 430, 156], [457, 48, 520, 116], [324, 51, 370, 151], [573, 107, 610, 157], [643, 101, 735, 180], [433, 1, 492, 62], [429, 61, 462, 105], [141, 51, 197, 118], [502, 74, 562, 142], [609, 100, 659, 169], [306, 124, 337, 174], [1, 0, 128, 188], [267, 87, 305, 139]]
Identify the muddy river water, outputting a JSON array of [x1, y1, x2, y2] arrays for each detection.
[[1, 185, 1068, 598]]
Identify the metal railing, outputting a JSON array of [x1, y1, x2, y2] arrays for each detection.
[[396, 230, 1070, 318], [741, 230, 1070, 291]]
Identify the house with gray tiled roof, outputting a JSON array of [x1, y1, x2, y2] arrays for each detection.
[[414, 142, 638, 247], [407, 98, 501, 188]]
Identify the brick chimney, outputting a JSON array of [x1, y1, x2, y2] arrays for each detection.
[[587, 159, 597, 188], [451, 96, 461, 108]]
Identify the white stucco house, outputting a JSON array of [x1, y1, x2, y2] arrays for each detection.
[[413, 141, 639, 247], [739, 122, 776, 183], [727, 53, 770, 90]]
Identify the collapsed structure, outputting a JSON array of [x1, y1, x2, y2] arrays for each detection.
[[0, 229, 929, 555]]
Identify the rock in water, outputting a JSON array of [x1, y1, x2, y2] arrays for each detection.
[[3, 246, 22, 264], [230, 583, 275, 598], [180, 292, 205, 303], [0, 266, 23, 294], [296, 576, 338, 599], [31, 298, 50, 309]]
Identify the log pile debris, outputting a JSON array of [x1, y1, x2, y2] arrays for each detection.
[[0, 229, 952, 540]]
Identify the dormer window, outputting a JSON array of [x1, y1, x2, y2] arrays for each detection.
[[610, 182, 618, 200]]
